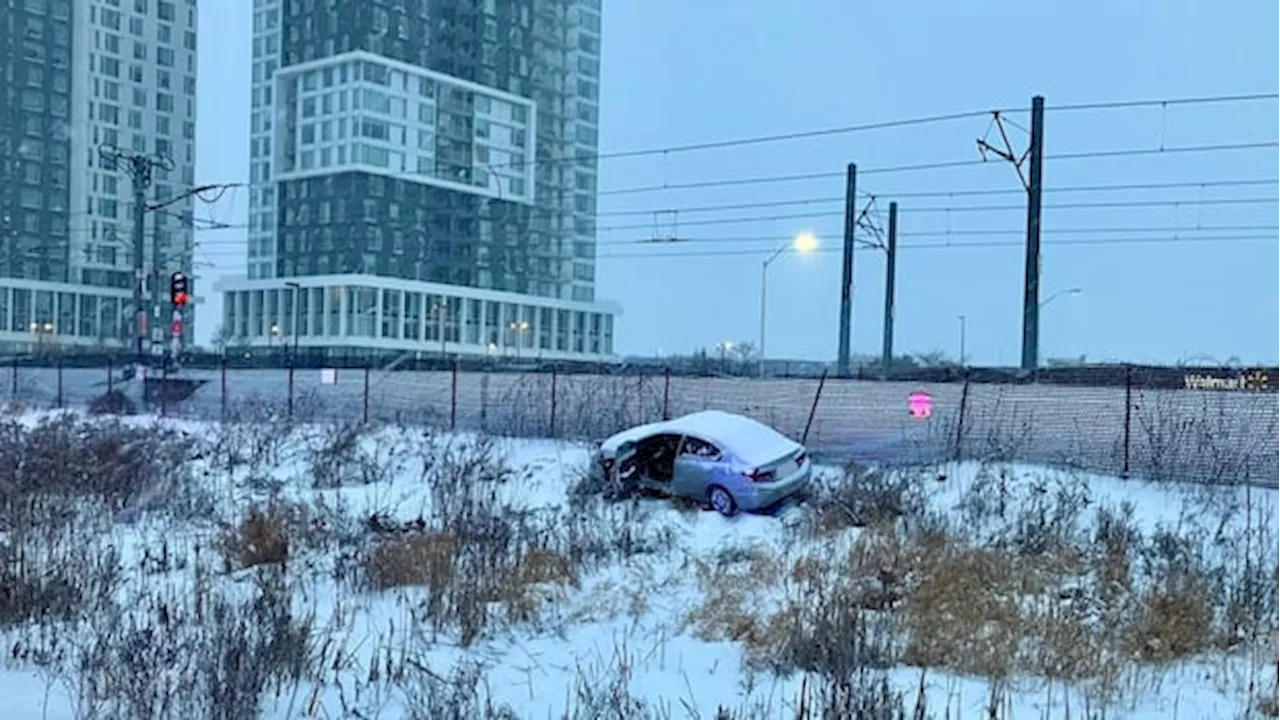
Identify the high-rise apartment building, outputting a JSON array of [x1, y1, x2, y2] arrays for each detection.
[[0, 0, 199, 354], [219, 0, 619, 362]]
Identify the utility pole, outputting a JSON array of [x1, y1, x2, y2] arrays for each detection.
[[151, 248, 163, 368], [975, 95, 1046, 371], [1022, 97, 1046, 371], [836, 163, 857, 376], [98, 146, 173, 384], [880, 202, 898, 379]]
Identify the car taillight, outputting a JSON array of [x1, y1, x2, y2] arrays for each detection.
[[745, 468, 776, 483]]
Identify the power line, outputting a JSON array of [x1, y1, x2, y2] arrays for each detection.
[[598, 177, 1279, 216], [482, 92, 1277, 171], [594, 234, 1278, 259], [598, 196, 1279, 233], [1045, 92, 1280, 113], [597, 140, 1279, 196], [169, 222, 1280, 254], [597, 224, 1280, 246]]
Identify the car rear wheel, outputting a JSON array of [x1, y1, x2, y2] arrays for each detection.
[[708, 485, 737, 517]]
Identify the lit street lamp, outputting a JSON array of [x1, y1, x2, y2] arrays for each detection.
[[1040, 287, 1083, 310], [759, 232, 819, 378], [30, 321, 56, 355], [508, 319, 530, 359]]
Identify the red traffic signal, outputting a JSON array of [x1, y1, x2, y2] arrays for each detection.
[[169, 272, 189, 306]]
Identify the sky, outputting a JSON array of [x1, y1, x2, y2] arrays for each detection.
[[194, 0, 1280, 366]]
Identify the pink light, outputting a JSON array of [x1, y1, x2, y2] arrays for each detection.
[[908, 392, 933, 419]]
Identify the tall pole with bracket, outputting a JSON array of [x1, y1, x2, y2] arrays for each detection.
[[976, 95, 1046, 371]]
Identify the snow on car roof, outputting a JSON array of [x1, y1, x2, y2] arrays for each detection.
[[602, 410, 800, 467]]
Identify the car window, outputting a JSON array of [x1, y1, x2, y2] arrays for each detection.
[[680, 436, 720, 458]]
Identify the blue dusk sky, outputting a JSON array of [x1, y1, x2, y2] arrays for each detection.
[[195, 0, 1280, 365]]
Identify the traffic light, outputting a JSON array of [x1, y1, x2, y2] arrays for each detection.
[[169, 271, 189, 306]]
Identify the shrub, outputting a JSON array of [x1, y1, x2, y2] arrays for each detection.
[[805, 464, 925, 534], [88, 389, 136, 415], [220, 502, 294, 568]]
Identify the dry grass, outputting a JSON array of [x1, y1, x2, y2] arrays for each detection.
[[220, 502, 294, 568], [363, 528, 578, 630], [365, 530, 460, 591], [686, 462, 1277, 715], [1123, 570, 1215, 661]]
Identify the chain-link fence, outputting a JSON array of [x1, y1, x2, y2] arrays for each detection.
[[4, 355, 1276, 487]]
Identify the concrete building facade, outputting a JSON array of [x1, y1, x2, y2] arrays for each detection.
[[0, 0, 198, 354], [220, 0, 618, 362]]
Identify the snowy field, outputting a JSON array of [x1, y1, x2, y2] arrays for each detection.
[[0, 409, 1276, 719]]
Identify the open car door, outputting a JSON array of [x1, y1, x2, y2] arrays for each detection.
[[605, 438, 641, 499]]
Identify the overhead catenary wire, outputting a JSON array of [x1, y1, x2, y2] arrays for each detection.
[[592, 234, 1279, 259], [475, 91, 1279, 171], [595, 196, 1279, 233], [597, 140, 1280, 196], [164, 222, 1280, 254], [177, 226, 1280, 263], [596, 224, 1280, 246], [597, 177, 1279, 217]]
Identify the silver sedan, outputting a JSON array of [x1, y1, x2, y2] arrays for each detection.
[[592, 410, 812, 516]]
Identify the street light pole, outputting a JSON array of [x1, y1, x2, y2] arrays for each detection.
[[758, 232, 818, 379], [957, 315, 967, 367], [285, 281, 300, 417], [435, 303, 448, 358], [1036, 288, 1082, 366]]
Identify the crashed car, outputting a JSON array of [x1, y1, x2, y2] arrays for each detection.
[[591, 410, 812, 516]]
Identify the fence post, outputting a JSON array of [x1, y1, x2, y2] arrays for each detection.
[[1122, 364, 1133, 478], [362, 365, 371, 424], [636, 371, 645, 420], [10, 356, 17, 398], [802, 368, 828, 445], [56, 356, 64, 409], [287, 355, 296, 419], [662, 366, 671, 421], [107, 356, 114, 394], [220, 355, 228, 422], [549, 364, 558, 437], [953, 369, 970, 461]]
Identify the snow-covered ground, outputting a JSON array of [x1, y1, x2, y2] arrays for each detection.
[[0, 411, 1275, 719]]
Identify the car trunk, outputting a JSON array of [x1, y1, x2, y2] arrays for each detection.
[[747, 447, 806, 483]]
